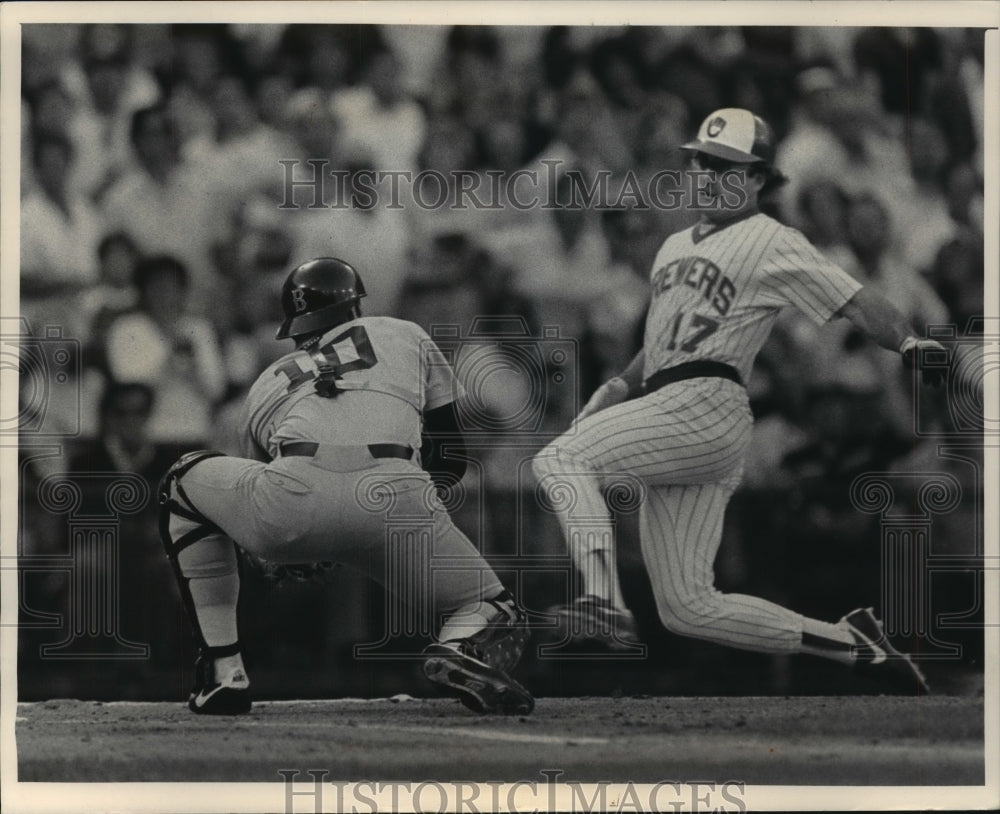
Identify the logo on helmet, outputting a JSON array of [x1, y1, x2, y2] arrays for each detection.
[[291, 288, 308, 313], [706, 117, 727, 138]]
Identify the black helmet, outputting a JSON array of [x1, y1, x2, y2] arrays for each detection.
[[275, 257, 366, 340]]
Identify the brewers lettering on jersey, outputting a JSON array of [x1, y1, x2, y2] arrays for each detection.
[[534, 108, 946, 694], [159, 257, 533, 716]]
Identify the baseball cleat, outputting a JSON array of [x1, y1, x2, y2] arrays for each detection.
[[469, 594, 531, 675], [842, 607, 931, 695], [188, 653, 252, 715], [423, 642, 535, 715], [552, 594, 642, 651]]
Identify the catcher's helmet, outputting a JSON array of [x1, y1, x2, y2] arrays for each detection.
[[680, 107, 777, 164], [275, 257, 366, 340]]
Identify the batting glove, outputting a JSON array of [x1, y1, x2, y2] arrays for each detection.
[[577, 377, 630, 422], [900, 337, 949, 387]]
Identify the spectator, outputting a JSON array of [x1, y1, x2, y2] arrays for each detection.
[[279, 150, 412, 318], [20, 133, 104, 340], [279, 87, 342, 182], [794, 180, 855, 271], [852, 28, 942, 116], [548, 67, 633, 174], [23, 77, 75, 193], [69, 381, 176, 480], [631, 92, 699, 238], [397, 232, 484, 334], [405, 112, 481, 239], [219, 225, 291, 388], [775, 65, 909, 223], [775, 192, 948, 439], [924, 34, 978, 168], [945, 162, 984, 232], [67, 380, 192, 694], [161, 25, 250, 152], [589, 34, 648, 112], [310, 25, 376, 92], [721, 32, 796, 138], [581, 207, 653, 382], [103, 255, 227, 446], [101, 104, 230, 309], [332, 46, 427, 173], [253, 69, 297, 129], [889, 117, 960, 273], [653, 34, 727, 125], [62, 24, 161, 200], [80, 231, 142, 366], [25, 79, 76, 140], [380, 25, 449, 97], [432, 25, 504, 123], [930, 231, 984, 329], [189, 73, 297, 212], [505, 169, 612, 328], [843, 193, 950, 328]]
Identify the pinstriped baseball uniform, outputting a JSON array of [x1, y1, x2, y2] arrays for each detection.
[[178, 315, 502, 611], [534, 210, 863, 653]]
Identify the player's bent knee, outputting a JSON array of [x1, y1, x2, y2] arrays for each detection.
[[654, 594, 719, 637], [158, 450, 226, 558]]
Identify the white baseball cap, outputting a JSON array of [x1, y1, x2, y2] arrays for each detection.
[[681, 107, 777, 164]]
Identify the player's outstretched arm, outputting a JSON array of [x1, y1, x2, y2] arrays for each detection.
[[577, 349, 646, 422], [837, 286, 947, 386]]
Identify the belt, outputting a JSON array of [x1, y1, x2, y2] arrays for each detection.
[[278, 441, 413, 471], [280, 441, 413, 460], [643, 361, 743, 393]]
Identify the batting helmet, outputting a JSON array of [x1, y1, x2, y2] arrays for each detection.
[[275, 257, 367, 340], [680, 108, 777, 164]]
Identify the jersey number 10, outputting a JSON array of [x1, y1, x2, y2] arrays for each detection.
[[274, 326, 379, 394]]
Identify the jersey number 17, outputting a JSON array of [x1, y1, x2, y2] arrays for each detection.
[[664, 310, 720, 352]]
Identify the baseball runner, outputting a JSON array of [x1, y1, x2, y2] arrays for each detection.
[[533, 108, 945, 693], [159, 258, 533, 715]]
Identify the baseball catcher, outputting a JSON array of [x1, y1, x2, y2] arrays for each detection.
[[160, 257, 533, 715]]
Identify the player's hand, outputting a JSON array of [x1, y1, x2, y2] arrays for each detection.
[[577, 377, 629, 422], [900, 337, 949, 387]]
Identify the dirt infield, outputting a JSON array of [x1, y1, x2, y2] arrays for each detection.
[[15, 694, 983, 786]]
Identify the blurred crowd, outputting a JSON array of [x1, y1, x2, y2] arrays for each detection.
[[18, 23, 986, 699]]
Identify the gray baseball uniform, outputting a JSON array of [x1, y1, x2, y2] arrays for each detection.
[[178, 314, 501, 612]]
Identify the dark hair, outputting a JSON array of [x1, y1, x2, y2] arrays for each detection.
[[445, 25, 501, 64], [211, 70, 258, 101], [129, 104, 171, 147], [797, 179, 849, 218], [99, 381, 154, 419], [754, 163, 789, 198], [848, 191, 890, 221], [97, 231, 139, 263], [132, 254, 188, 292], [31, 132, 74, 168], [24, 78, 71, 114], [432, 232, 471, 255], [81, 23, 134, 66]]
